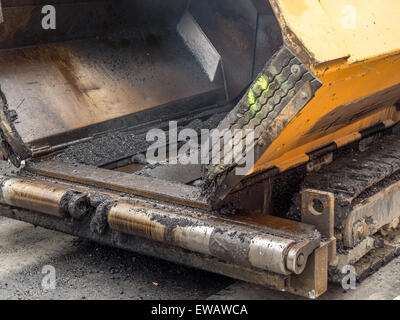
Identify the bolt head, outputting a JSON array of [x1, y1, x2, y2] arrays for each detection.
[[297, 253, 305, 267], [300, 91, 309, 100], [291, 65, 301, 74]]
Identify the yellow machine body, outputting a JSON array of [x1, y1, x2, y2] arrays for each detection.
[[252, 0, 400, 174]]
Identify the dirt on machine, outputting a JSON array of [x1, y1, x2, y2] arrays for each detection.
[[0, 0, 400, 298]]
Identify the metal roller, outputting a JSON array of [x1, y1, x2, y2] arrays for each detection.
[[0, 178, 87, 218], [106, 201, 315, 275]]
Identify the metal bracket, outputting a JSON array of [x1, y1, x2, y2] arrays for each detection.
[[288, 241, 329, 299], [286, 239, 320, 275], [306, 152, 333, 172], [301, 189, 337, 265]]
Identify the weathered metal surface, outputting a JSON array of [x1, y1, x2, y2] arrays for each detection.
[[0, 178, 87, 218], [136, 164, 203, 184], [308, 84, 400, 137], [0, 171, 321, 276], [330, 232, 400, 284], [288, 242, 328, 299], [301, 189, 336, 264], [107, 203, 168, 243], [0, 194, 326, 297], [0, 39, 224, 152], [343, 179, 400, 248], [353, 238, 400, 283], [301, 189, 334, 238], [0, 0, 225, 158], [0, 0, 280, 165], [0, 203, 292, 294], [219, 181, 266, 214], [227, 212, 318, 239], [262, 178, 273, 214], [285, 239, 319, 276], [187, 0, 282, 101], [177, 11, 222, 83], [26, 160, 212, 211], [105, 201, 319, 275], [335, 237, 375, 270], [306, 153, 333, 172]]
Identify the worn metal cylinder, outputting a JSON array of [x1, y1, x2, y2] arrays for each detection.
[[0, 178, 76, 218], [107, 202, 305, 275]]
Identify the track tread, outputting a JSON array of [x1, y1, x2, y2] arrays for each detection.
[[303, 133, 400, 223]]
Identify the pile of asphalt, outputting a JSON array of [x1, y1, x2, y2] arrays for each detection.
[[55, 112, 227, 168]]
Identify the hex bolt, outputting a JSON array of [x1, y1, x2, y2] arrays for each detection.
[[291, 65, 301, 74], [297, 253, 305, 267]]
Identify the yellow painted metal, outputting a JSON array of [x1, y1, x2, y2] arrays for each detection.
[[248, 1, 400, 175], [270, 0, 348, 66], [271, 0, 400, 66], [318, 0, 400, 64], [253, 53, 400, 173]]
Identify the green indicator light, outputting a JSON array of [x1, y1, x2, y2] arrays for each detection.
[[248, 89, 256, 105]]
